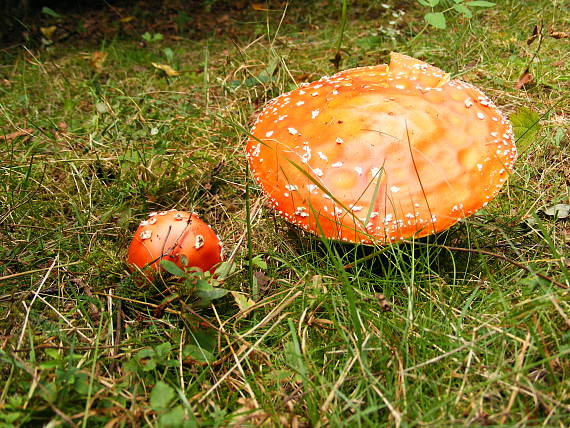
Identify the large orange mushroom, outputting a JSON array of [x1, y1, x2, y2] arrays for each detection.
[[127, 210, 224, 276], [246, 52, 516, 244]]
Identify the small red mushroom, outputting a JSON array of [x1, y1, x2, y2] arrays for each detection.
[[246, 52, 516, 244], [127, 210, 224, 277]]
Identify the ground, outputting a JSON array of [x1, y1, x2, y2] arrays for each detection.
[[0, 0, 569, 426]]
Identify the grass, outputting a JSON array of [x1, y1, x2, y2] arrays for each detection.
[[1, 0, 569, 426]]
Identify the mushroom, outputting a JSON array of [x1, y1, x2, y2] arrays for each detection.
[[246, 52, 516, 244], [127, 210, 224, 276]]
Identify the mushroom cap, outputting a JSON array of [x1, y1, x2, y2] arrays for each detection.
[[127, 210, 224, 275], [246, 52, 516, 244]]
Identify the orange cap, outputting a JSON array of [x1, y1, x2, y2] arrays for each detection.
[[246, 52, 516, 244]]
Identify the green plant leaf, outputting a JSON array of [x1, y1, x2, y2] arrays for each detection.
[[510, 107, 541, 151], [466, 1, 495, 7], [541, 204, 570, 220], [159, 405, 187, 427], [195, 288, 228, 305], [183, 344, 215, 363], [42, 7, 62, 17], [150, 381, 176, 412], [160, 260, 186, 277], [424, 12, 447, 29], [251, 255, 267, 269], [417, 0, 440, 6], [155, 342, 172, 358], [453, 4, 473, 17]]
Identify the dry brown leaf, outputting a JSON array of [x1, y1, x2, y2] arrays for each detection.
[[515, 71, 534, 90], [252, 3, 268, 10], [151, 62, 180, 77], [118, 16, 135, 23], [0, 129, 33, 141], [90, 51, 108, 73], [550, 31, 569, 39], [526, 25, 539, 45]]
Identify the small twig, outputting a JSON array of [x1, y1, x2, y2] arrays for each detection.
[[0, 261, 82, 282]]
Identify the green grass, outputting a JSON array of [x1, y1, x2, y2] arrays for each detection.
[[1, 0, 569, 426]]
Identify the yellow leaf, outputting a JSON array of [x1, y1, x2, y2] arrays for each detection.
[[40, 26, 57, 40], [151, 62, 180, 77], [251, 3, 268, 10], [230, 291, 255, 313], [119, 16, 135, 23]]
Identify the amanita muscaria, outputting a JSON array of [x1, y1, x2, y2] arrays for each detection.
[[127, 210, 224, 275], [246, 52, 516, 244]]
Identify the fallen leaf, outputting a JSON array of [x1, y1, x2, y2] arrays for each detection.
[[515, 70, 534, 90], [119, 16, 135, 23], [541, 204, 570, 220], [526, 25, 539, 45], [40, 26, 57, 40], [151, 62, 180, 77], [89, 51, 107, 73], [0, 129, 33, 141], [550, 31, 569, 39], [510, 107, 541, 151], [230, 291, 256, 313], [251, 3, 268, 10]]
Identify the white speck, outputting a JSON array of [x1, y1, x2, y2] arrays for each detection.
[[307, 184, 318, 193], [311, 110, 320, 119], [284, 192, 289, 197], [265, 131, 274, 137], [370, 167, 381, 177], [491, 116, 498, 121], [332, 89, 339, 95], [318, 151, 328, 161], [332, 162, 343, 168], [476, 163, 483, 171], [311, 92, 319, 96], [288, 127, 298, 135], [490, 132, 498, 137], [395, 84, 405, 90], [285, 184, 298, 191], [158, 211, 168, 216], [477, 112, 485, 120], [314, 168, 324, 177], [336, 137, 344, 144], [314, 84, 323, 89], [296, 101, 305, 106], [464, 98, 473, 108], [431, 215, 437, 223], [148, 212, 158, 217], [384, 214, 393, 222], [323, 193, 332, 199], [251, 143, 261, 157], [390, 186, 400, 193], [278, 115, 287, 121], [195, 235, 205, 249], [351, 205, 363, 212], [334, 207, 343, 215], [174, 213, 184, 220], [140, 230, 152, 240], [140, 220, 149, 226], [354, 166, 363, 175], [370, 212, 379, 218]]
